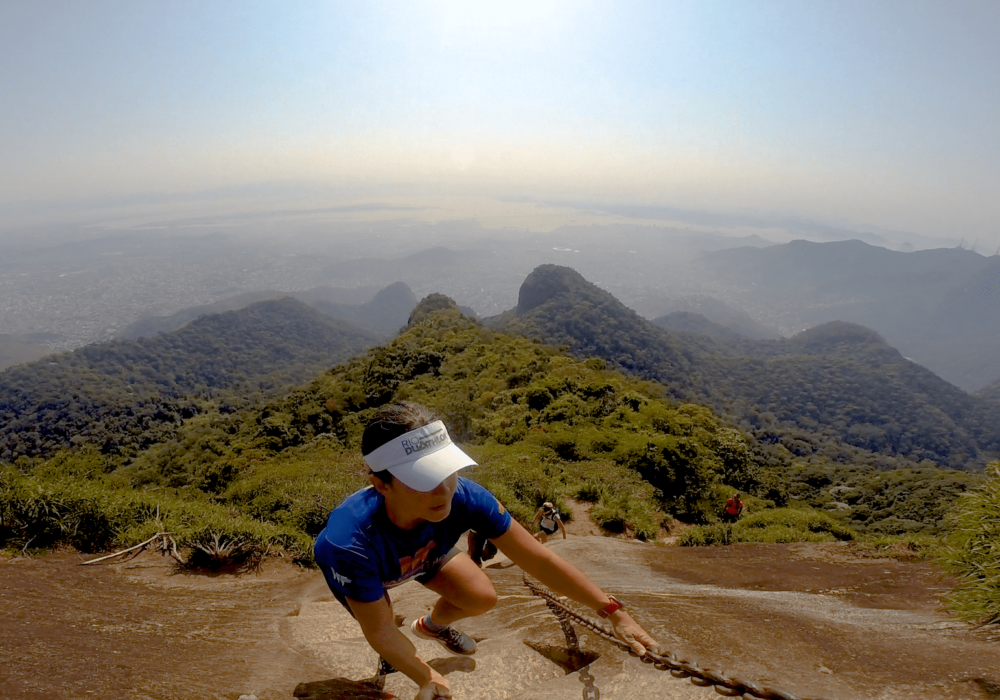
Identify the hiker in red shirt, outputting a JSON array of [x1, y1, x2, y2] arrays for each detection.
[[722, 493, 745, 523]]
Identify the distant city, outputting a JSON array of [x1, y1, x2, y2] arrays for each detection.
[[2, 215, 999, 393], [0, 219, 748, 351]]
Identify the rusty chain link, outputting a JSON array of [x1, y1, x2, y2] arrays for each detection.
[[543, 597, 600, 699], [523, 576, 831, 700], [579, 666, 601, 700], [545, 597, 581, 651]]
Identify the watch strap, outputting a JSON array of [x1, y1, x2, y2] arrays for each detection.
[[597, 595, 624, 618]]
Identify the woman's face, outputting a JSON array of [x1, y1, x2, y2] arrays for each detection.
[[377, 472, 459, 526]]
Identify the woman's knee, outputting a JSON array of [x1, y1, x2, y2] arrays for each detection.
[[476, 584, 498, 614], [456, 578, 497, 615]]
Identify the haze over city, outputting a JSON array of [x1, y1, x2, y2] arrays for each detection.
[[2, 0, 999, 251]]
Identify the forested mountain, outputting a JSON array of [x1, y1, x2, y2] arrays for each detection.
[[116, 283, 405, 340], [3, 293, 978, 558], [0, 298, 376, 461], [651, 311, 750, 344], [700, 239, 1000, 392], [977, 379, 1000, 405], [489, 264, 699, 396], [651, 297, 780, 340], [116, 294, 794, 530], [488, 265, 1000, 469], [4, 292, 995, 628], [308, 281, 417, 336]]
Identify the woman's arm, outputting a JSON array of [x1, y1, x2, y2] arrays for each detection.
[[349, 597, 451, 699], [492, 520, 659, 655], [556, 517, 568, 539]]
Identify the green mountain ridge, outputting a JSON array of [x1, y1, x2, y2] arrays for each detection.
[[702, 239, 1000, 392], [1, 292, 982, 562], [116, 282, 413, 340], [651, 311, 754, 344], [0, 297, 376, 461], [651, 297, 780, 341], [118, 293, 788, 527], [487, 264, 1000, 469], [2, 292, 996, 627]]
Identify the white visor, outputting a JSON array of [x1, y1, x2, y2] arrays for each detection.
[[363, 420, 476, 492]]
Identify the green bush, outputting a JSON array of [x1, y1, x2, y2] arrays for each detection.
[[850, 533, 939, 560], [785, 460, 976, 534], [0, 466, 311, 562], [219, 446, 367, 536], [464, 443, 568, 525], [679, 507, 856, 546], [940, 463, 1000, 625], [590, 493, 660, 540]]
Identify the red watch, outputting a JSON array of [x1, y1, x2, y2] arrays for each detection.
[[597, 595, 624, 618]]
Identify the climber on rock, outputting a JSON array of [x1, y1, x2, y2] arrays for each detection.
[[314, 402, 659, 700]]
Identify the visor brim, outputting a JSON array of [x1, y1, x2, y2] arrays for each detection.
[[387, 441, 477, 492]]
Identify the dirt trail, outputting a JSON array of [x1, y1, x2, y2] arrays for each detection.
[[1, 536, 998, 700]]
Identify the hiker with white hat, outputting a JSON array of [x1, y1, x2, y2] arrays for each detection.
[[531, 501, 567, 543], [314, 402, 658, 700]]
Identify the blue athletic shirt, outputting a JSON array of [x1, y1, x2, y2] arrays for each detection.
[[314, 476, 512, 603]]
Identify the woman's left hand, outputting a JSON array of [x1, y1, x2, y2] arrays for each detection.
[[609, 610, 660, 657]]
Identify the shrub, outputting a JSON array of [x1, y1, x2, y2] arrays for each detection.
[[219, 446, 367, 536], [591, 493, 660, 540], [940, 463, 1000, 625], [850, 533, 939, 560], [679, 507, 856, 546], [0, 466, 311, 562]]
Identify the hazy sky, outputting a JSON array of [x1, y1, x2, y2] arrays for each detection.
[[2, 1, 999, 248]]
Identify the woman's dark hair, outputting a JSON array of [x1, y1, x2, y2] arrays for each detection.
[[362, 402, 437, 483]]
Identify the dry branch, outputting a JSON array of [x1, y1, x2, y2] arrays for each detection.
[[81, 532, 178, 565]]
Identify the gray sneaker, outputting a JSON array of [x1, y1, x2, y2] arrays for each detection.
[[411, 617, 477, 655]]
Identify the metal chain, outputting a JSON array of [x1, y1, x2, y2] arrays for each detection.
[[545, 598, 581, 650], [579, 665, 601, 700], [544, 598, 601, 700], [523, 576, 831, 700]]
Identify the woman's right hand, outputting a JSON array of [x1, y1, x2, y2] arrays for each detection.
[[414, 672, 451, 699]]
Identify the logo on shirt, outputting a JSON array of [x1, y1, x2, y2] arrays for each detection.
[[401, 428, 447, 456], [497, 501, 506, 515], [399, 540, 436, 577], [328, 568, 352, 586]]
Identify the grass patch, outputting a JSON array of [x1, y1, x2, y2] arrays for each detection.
[[679, 507, 857, 546], [939, 463, 1000, 626], [218, 446, 368, 537], [0, 466, 312, 565], [849, 533, 940, 560]]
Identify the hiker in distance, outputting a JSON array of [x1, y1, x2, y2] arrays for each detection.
[[722, 492, 745, 523], [531, 501, 567, 543], [314, 403, 659, 700]]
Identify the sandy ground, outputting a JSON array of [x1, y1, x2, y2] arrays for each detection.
[[2, 527, 999, 700]]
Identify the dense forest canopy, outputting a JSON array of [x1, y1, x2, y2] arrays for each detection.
[[489, 265, 1000, 470], [702, 239, 1000, 392], [976, 378, 1000, 405], [0, 298, 376, 461]]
